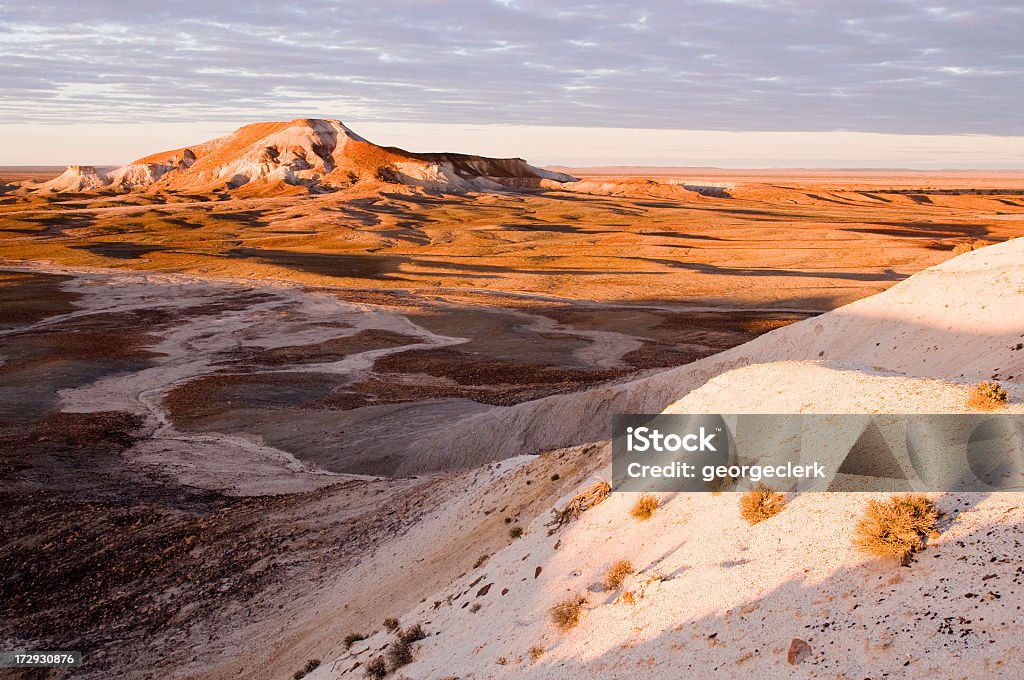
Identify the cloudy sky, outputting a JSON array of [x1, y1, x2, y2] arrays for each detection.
[[2, 0, 1023, 166]]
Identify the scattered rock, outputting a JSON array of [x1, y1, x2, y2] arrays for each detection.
[[787, 638, 812, 665]]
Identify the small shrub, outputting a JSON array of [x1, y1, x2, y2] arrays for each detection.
[[473, 553, 489, 569], [367, 624, 426, 674], [546, 478, 611, 532], [496, 656, 508, 665], [620, 590, 636, 605], [604, 559, 635, 590], [952, 239, 989, 255], [968, 381, 1009, 410], [387, 638, 414, 669], [469, 602, 481, 613], [293, 658, 320, 679], [630, 493, 659, 520], [344, 632, 367, 649], [365, 656, 387, 680], [549, 594, 587, 631], [529, 645, 545, 661], [396, 623, 426, 644], [854, 494, 938, 562], [707, 471, 739, 494], [504, 516, 512, 524], [509, 526, 524, 539], [739, 483, 786, 525]]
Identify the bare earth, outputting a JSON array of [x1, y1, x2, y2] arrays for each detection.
[[1, 165, 1023, 679]]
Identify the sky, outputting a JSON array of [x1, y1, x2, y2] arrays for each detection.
[[2, 0, 1023, 167]]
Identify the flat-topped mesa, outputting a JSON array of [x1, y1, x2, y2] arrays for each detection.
[[38, 118, 577, 195]]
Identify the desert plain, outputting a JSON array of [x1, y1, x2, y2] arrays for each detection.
[[1, 120, 1024, 679]]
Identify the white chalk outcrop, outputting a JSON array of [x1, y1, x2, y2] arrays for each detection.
[[38, 165, 110, 192], [305, 239, 1024, 679]]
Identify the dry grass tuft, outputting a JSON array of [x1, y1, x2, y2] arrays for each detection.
[[967, 380, 1009, 410], [620, 590, 636, 605], [707, 471, 739, 494], [739, 483, 786, 525], [344, 632, 367, 649], [853, 494, 938, 562], [529, 645, 545, 661], [364, 623, 426, 675], [396, 624, 426, 645], [952, 239, 990, 255], [365, 656, 387, 680], [293, 659, 320, 680], [386, 639, 414, 670], [549, 594, 587, 631], [546, 477, 611, 533], [630, 493, 659, 520], [604, 559, 635, 590]]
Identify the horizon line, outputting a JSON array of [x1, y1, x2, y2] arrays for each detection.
[[8, 164, 1024, 175], [547, 165, 1024, 173], [5, 120, 1024, 170]]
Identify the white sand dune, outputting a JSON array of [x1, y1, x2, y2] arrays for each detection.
[[304, 239, 1024, 679]]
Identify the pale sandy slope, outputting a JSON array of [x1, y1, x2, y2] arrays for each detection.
[[308, 239, 1024, 679]]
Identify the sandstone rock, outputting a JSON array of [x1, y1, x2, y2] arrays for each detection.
[[787, 638, 811, 665], [35, 118, 578, 195]]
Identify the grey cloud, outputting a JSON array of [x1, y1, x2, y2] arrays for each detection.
[[0, 0, 1022, 133]]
